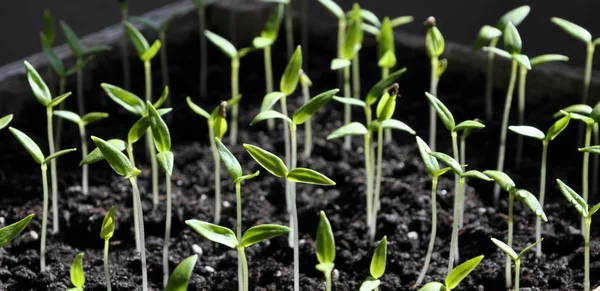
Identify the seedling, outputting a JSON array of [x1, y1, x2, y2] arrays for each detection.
[[317, 0, 347, 88], [300, 70, 314, 157], [118, 0, 131, 90], [473, 5, 530, 119], [67, 253, 85, 291], [483, 170, 547, 288], [417, 255, 484, 291], [316, 211, 335, 291], [555, 179, 600, 291], [491, 237, 543, 291], [186, 220, 290, 291], [54, 111, 109, 194], [243, 143, 335, 291], [508, 113, 571, 256], [359, 236, 387, 291], [9, 127, 75, 271], [414, 137, 451, 285], [187, 95, 241, 224], [25, 61, 72, 234], [100, 206, 115, 291], [165, 254, 198, 291], [424, 16, 447, 152], [0, 114, 13, 131], [427, 152, 492, 271], [482, 22, 531, 207], [0, 214, 34, 248]]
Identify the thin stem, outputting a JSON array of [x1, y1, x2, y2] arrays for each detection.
[[382, 68, 392, 143], [289, 122, 298, 249], [290, 123, 299, 291], [343, 65, 352, 150], [506, 191, 514, 288], [54, 78, 66, 150], [416, 176, 438, 285], [336, 18, 346, 90], [144, 61, 159, 209], [265, 46, 275, 131], [515, 259, 520, 291], [370, 126, 384, 240], [127, 144, 141, 252], [281, 97, 292, 224], [285, 2, 294, 58], [429, 57, 439, 151], [104, 239, 111, 291], [40, 164, 49, 272], [47, 107, 59, 234], [516, 67, 527, 168], [76, 59, 84, 116], [582, 124, 592, 233], [163, 173, 172, 288], [325, 271, 332, 291], [353, 52, 361, 101], [79, 124, 89, 195], [121, 4, 131, 90], [238, 247, 249, 291], [459, 134, 466, 227], [301, 0, 308, 69], [199, 5, 207, 96], [230, 58, 240, 145], [448, 177, 464, 272], [593, 124, 599, 196], [302, 81, 312, 157], [451, 131, 461, 231], [485, 38, 498, 120], [129, 177, 148, 291], [236, 182, 242, 241], [585, 217, 591, 291], [159, 32, 171, 123], [209, 125, 222, 224], [364, 131, 373, 234], [536, 140, 548, 257], [493, 60, 518, 208]]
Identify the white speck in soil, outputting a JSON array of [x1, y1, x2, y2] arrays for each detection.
[[223, 201, 231, 208], [441, 189, 447, 196], [192, 244, 203, 257], [205, 266, 215, 273], [477, 207, 487, 214], [299, 239, 306, 245], [332, 269, 339, 282], [275, 270, 282, 277], [407, 231, 418, 240]]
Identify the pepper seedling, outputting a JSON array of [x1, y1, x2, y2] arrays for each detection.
[[473, 5, 530, 120], [243, 143, 335, 291], [300, 70, 314, 157], [482, 22, 531, 207], [187, 95, 241, 224], [483, 170, 547, 288], [316, 211, 335, 291], [491, 237, 543, 291], [67, 252, 85, 291], [424, 16, 447, 152], [508, 113, 571, 256], [0, 214, 34, 248], [186, 220, 290, 291], [418, 255, 484, 291], [359, 236, 387, 291], [25, 61, 72, 234], [100, 206, 115, 291], [165, 254, 198, 291]]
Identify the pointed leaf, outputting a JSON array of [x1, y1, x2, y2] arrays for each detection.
[[473, 25, 502, 51], [316, 211, 335, 265], [153, 86, 169, 109], [41, 35, 65, 78], [483, 170, 515, 192], [70, 253, 85, 288], [390, 15, 413, 27], [580, 146, 600, 155], [234, 170, 260, 184], [60, 21, 83, 57], [91, 136, 136, 178], [454, 120, 485, 132], [426, 26, 445, 58], [482, 46, 512, 59], [416, 136, 439, 175], [362, 23, 380, 36], [551, 17, 591, 43], [48, 92, 72, 108], [508, 125, 545, 140], [213, 116, 228, 139], [377, 17, 395, 62], [186, 97, 210, 119], [24, 61, 51, 107], [376, 88, 397, 122], [243, 144, 288, 177], [286, 168, 335, 185], [417, 282, 445, 291], [80, 139, 127, 166], [81, 112, 109, 125], [491, 238, 518, 260], [568, 112, 595, 125], [260, 4, 283, 42], [370, 236, 387, 279], [128, 117, 150, 144], [556, 104, 592, 116], [341, 6, 362, 60], [157, 151, 174, 176], [589, 203, 600, 216], [327, 122, 368, 140], [513, 54, 531, 70], [546, 113, 571, 141], [280, 46, 302, 96], [241, 224, 291, 248], [147, 102, 171, 152], [123, 21, 149, 57], [366, 68, 407, 106], [84, 45, 112, 56], [100, 206, 115, 240], [496, 5, 531, 31], [463, 170, 492, 181], [513, 189, 548, 222], [165, 255, 198, 291], [382, 119, 415, 134], [445, 255, 484, 289], [518, 238, 544, 259], [42, 10, 55, 44], [9, 127, 44, 164], [317, 0, 344, 19], [101, 83, 145, 116], [260, 91, 286, 112], [333, 96, 365, 107], [44, 148, 77, 164], [0, 214, 34, 248], [425, 92, 455, 131], [186, 220, 237, 248], [556, 179, 588, 217], [205, 30, 237, 58], [215, 137, 242, 181], [0, 114, 13, 131], [251, 110, 291, 126], [53, 110, 81, 125], [293, 89, 338, 124], [300, 71, 312, 87], [359, 278, 381, 291], [330, 58, 351, 70], [531, 54, 569, 67], [129, 16, 160, 32], [428, 152, 462, 176], [141, 40, 162, 62]]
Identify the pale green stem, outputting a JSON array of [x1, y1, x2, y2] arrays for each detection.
[[265, 46, 275, 130], [516, 67, 527, 168], [364, 131, 373, 233], [47, 107, 59, 234], [79, 123, 89, 195], [343, 65, 352, 150], [230, 58, 240, 146], [485, 38, 498, 120], [127, 144, 140, 252], [506, 191, 514, 288], [54, 78, 66, 151], [285, 2, 294, 58], [585, 217, 591, 291], [429, 57, 439, 151], [451, 131, 460, 233], [582, 125, 592, 233], [382, 68, 392, 143], [163, 173, 172, 288], [493, 60, 518, 208], [302, 81, 312, 157], [593, 124, 599, 196], [416, 176, 438, 285], [536, 140, 548, 257], [199, 5, 207, 96], [336, 18, 346, 89], [325, 271, 332, 291], [236, 182, 243, 291], [578, 44, 595, 150], [290, 123, 299, 291], [459, 134, 466, 229], [370, 126, 384, 240], [76, 58, 85, 116], [104, 239, 112, 291], [281, 97, 292, 228], [301, 0, 308, 68], [515, 259, 520, 291], [209, 125, 221, 224], [448, 177, 464, 272], [129, 177, 148, 291], [40, 163, 49, 272], [144, 60, 159, 209], [121, 4, 131, 90], [353, 52, 361, 101], [238, 246, 249, 291], [159, 32, 171, 123]]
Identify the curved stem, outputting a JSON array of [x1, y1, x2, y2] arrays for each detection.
[[265, 46, 275, 130], [448, 177, 464, 272], [416, 176, 438, 285], [506, 191, 514, 288], [104, 239, 112, 291], [429, 57, 439, 151], [585, 217, 591, 291], [47, 107, 59, 234], [163, 173, 172, 288], [199, 5, 207, 96], [285, 2, 294, 58], [516, 67, 527, 168], [40, 164, 49, 272], [238, 247, 249, 291], [536, 140, 548, 257], [302, 82, 312, 157], [515, 259, 520, 291], [370, 126, 384, 240], [129, 178, 148, 291], [485, 38, 498, 120], [343, 65, 352, 150], [79, 124, 89, 195], [127, 144, 140, 252], [230, 58, 240, 145], [209, 125, 221, 224], [583, 125, 592, 233]]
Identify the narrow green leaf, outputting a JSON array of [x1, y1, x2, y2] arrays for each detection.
[[359, 278, 381, 291], [416, 136, 439, 176], [0, 114, 13, 131], [44, 148, 77, 164], [463, 170, 492, 181], [280, 46, 302, 96], [590, 104, 600, 123], [260, 4, 283, 42], [251, 110, 291, 126], [445, 255, 484, 289], [513, 189, 548, 222], [60, 21, 84, 57], [589, 203, 600, 216], [130, 16, 160, 32], [81, 112, 109, 125], [53, 110, 81, 125], [64, 56, 92, 76], [41, 34, 66, 78], [491, 238, 518, 260], [366, 68, 407, 106], [546, 113, 571, 141], [186, 97, 210, 119], [333, 96, 365, 107], [376, 87, 397, 122], [9, 127, 44, 164], [382, 119, 415, 134], [316, 211, 335, 265], [568, 112, 595, 125], [508, 125, 545, 140], [84, 45, 112, 56], [165, 254, 198, 291], [0, 214, 34, 248], [330, 58, 351, 70], [362, 23, 380, 36], [24, 61, 51, 107], [433, 167, 453, 177], [327, 122, 368, 140], [141, 40, 162, 62], [377, 17, 395, 62], [152, 86, 169, 109], [530, 54, 569, 67], [123, 21, 149, 57], [483, 170, 515, 192], [241, 224, 291, 248], [504, 21, 522, 55], [518, 238, 544, 259], [417, 282, 445, 291], [513, 54, 531, 70], [186, 220, 237, 248], [426, 26, 445, 58], [100, 206, 115, 240], [482, 46, 512, 59], [428, 152, 462, 176], [454, 120, 485, 132], [551, 17, 592, 43], [147, 102, 171, 152], [42, 10, 54, 44], [101, 83, 145, 116], [260, 91, 286, 112], [287, 168, 335, 185], [557, 104, 592, 115], [360, 9, 381, 27], [70, 253, 85, 288], [317, 0, 344, 19], [47, 92, 72, 108], [157, 151, 174, 176], [315, 263, 334, 274], [556, 179, 588, 217], [205, 30, 237, 58], [215, 137, 242, 181], [243, 144, 288, 177], [293, 89, 338, 124], [128, 117, 150, 144], [580, 146, 600, 155], [473, 25, 502, 51], [213, 116, 228, 139], [91, 136, 136, 178], [378, 50, 397, 68], [80, 139, 127, 166], [234, 170, 260, 184], [390, 15, 413, 27], [425, 92, 455, 131], [341, 6, 362, 60], [496, 5, 531, 31], [370, 236, 387, 279]]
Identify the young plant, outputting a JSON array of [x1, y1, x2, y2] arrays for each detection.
[[0, 214, 34, 248], [300, 70, 314, 157], [491, 237, 543, 291], [9, 127, 76, 271], [186, 220, 290, 291], [25, 61, 72, 234], [67, 252, 85, 291], [472, 5, 530, 120], [187, 95, 241, 223], [424, 16, 447, 152], [165, 254, 198, 291], [54, 111, 109, 194], [555, 179, 600, 291], [0, 114, 13, 131], [100, 206, 115, 291], [359, 236, 387, 291], [417, 255, 484, 291], [89, 136, 148, 291], [316, 211, 335, 291], [414, 136, 451, 285], [483, 170, 547, 288], [243, 143, 335, 291], [118, 0, 131, 90], [191, 0, 212, 96], [508, 113, 571, 256], [427, 152, 492, 271], [317, 0, 347, 88], [482, 22, 531, 207]]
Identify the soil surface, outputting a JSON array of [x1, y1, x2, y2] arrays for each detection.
[[1, 22, 599, 291]]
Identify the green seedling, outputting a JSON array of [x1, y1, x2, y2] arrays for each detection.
[[187, 95, 241, 224], [25, 61, 72, 234], [483, 170, 547, 288], [300, 70, 314, 157], [88, 136, 147, 291], [205, 29, 257, 146], [318, 0, 347, 89], [9, 127, 75, 271], [508, 113, 571, 256], [418, 255, 484, 291], [0, 114, 13, 131], [482, 22, 531, 207], [555, 179, 600, 291], [0, 214, 34, 248], [54, 111, 109, 194], [359, 236, 387, 291], [165, 254, 198, 291], [243, 143, 335, 291], [316, 211, 335, 291], [118, 0, 131, 90], [515, 54, 569, 167], [259, 0, 294, 57], [100, 207, 115, 291], [427, 152, 492, 271], [473, 5, 530, 119], [186, 220, 290, 291], [424, 16, 447, 152], [414, 137, 451, 285], [491, 237, 543, 291], [67, 252, 85, 291]]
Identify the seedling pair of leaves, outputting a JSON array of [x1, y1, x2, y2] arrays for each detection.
[[316, 211, 335, 291], [361, 14, 414, 71], [359, 236, 388, 291], [418, 255, 484, 291], [330, 4, 363, 70], [67, 253, 85, 291], [123, 21, 162, 63], [491, 237, 543, 291]]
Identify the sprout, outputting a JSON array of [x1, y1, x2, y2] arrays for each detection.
[[316, 211, 335, 291], [187, 95, 241, 224], [100, 206, 115, 291], [25, 61, 72, 234], [483, 22, 531, 207], [424, 16, 447, 152], [67, 253, 85, 291], [473, 5, 530, 119], [359, 236, 387, 291], [428, 152, 492, 271], [9, 127, 75, 271], [509, 113, 571, 256], [414, 137, 451, 285], [0, 214, 34, 248], [483, 170, 547, 288], [54, 111, 109, 194], [0, 114, 13, 131], [418, 255, 484, 291], [300, 71, 314, 157], [186, 220, 290, 291], [165, 254, 198, 291], [491, 237, 543, 291], [243, 143, 335, 291]]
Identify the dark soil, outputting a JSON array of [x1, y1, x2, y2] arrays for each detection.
[[1, 17, 599, 291]]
